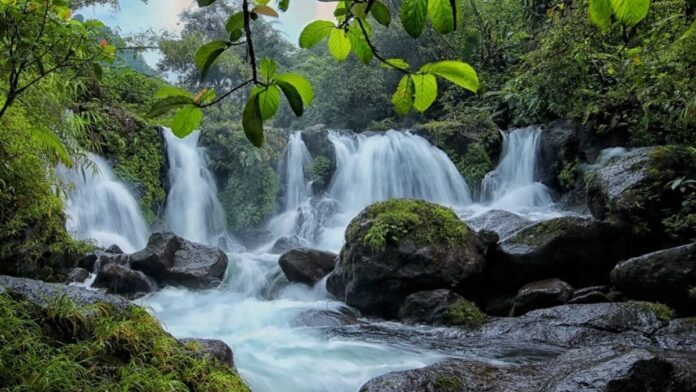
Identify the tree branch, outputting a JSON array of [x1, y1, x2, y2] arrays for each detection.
[[242, 0, 259, 84], [200, 78, 254, 108]]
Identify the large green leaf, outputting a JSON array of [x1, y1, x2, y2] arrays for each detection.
[[299, 20, 335, 48], [328, 28, 351, 61], [275, 73, 313, 107], [380, 58, 410, 70], [400, 0, 428, 38], [421, 60, 479, 93], [225, 12, 244, 33], [371, 1, 391, 26], [242, 95, 264, 147], [259, 58, 277, 82], [610, 0, 650, 26], [256, 85, 281, 120], [428, 0, 455, 34], [195, 40, 229, 81], [276, 80, 304, 116], [348, 27, 373, 64], [392, 75, 414, 115], [170, 106, 203, 138], [412, 74, 438, 112], [148, 96, 195, 118], [197, 0, 217, 6], [589, 0, 612, 31], [154, 86, 191, 99]]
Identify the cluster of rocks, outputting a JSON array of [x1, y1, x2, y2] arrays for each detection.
[[69, 232, 228, 299]]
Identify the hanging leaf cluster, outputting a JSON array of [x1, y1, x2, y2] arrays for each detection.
[[588, 0, 651, 31]]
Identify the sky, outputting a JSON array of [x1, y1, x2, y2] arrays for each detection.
[[78, 0, 335, 66]]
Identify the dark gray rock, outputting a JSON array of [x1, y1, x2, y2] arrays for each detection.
[[78, 253, 99, 271], [180, 338, 235, 366], [513, 278, 573, 315], [278, 248, 337, 286], [465, 210, 530, 240], [292, 308, 360, 328], [398, 289, 485, 327], [0, 275, 129, 310], [655, 319, 696, 352], [477, 229, 499, 248], [129, 232, 228, 289], [105, 244, 124, 254], [270, 236, 312, 254], [611, 243, 696, 314], [235, 229, 273, 251], [92, 264, 155, 299], [65, 268, 91, 284], [538, 120, 579, 190], [360, 345, 696, 392]]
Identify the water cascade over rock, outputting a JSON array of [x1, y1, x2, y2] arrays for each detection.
[[60, 154, 149, 253], [163, 128, 231, 248]]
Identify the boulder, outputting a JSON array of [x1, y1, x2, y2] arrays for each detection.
[[299, 127, 337, 193], [361, 345, 696, 392], [292, 308, 360, 328], [398, 289, 486, 327], [655, 318, 696, 352], [512, 278, 573, 315], [611, 243, 696, 314], [65, 268, 91, 284], [465, 209, 530, 240], [92, 264, 155, 299], [538, 120, 580, 190], [487, 216, 638, 290], [587, 146, 696, 244], [278, 248, 337, 286], [568, 286, 612, 305], [327, 199, 487, 318], [235, 229, 273, 251], [105, 244, 124, 254], [180, 338, 235, 367], [0, 275, 128, 310], [270, 236, 312, 254], [129, 232, 228, 289]]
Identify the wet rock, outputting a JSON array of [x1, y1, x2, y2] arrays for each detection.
[[105, 244, 124, 254], [327, 200, 487, 318], [270, 236, 312, 254], [235, 229, 273, 251], [478, 302, 666, 348], [77, 253, 99, 271], [398, 289, 486, 327], [300, 127, 337, 193], [180, 338, 235, 367], [296, 196, 341, 240], [655, 318, 696, 352], [278, 248, 337, 286], [477, 229, 499, 248], [568, 290, 611, 305], [360, 345, 696, 392], [512, 278, 573, 315], [292, 308, 360, 328], [465, 209, 530, 240], [0, 275, 128, 310], [611, 243, 696, 314], [92, 264, 155, 299], [129, 232, 228, 289], [65, 268, 91, 284], [488, 216, 636, 289], [538, 120, 579, 190]]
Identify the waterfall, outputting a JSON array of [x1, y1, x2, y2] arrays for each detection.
[[60, 154, 149, 253], [480, 127, 553, 210], [328, 130, 472, 213], [279, 132, 313, 212], [163, 128, 229, 247]]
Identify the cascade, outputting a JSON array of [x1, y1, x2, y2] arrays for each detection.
[[479, 127, 553, 210], [60, 154, 149, 253], [279, 132, 313, 212], [163, 128, 230, 248]]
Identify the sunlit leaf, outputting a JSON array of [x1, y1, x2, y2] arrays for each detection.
[[299, 20, 335, 48], [412, 73, 438, 112], [421, 60, 479, 93], [392, 75, 414, 115], [171, 106, 203, 138], [400, 0, 428, 38], [328, 28, 351, 61]]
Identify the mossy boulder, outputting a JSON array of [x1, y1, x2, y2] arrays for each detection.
[[0, 275, 249, 391], [398, 289, 486, 327], [587, 146, 696, 245], [326, 199, 487, 318]]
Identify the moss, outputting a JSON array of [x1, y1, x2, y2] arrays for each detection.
[[0, 292, 249, 391], [631, 301, 676, 322], [457, 143, 493, 186], [558, 160, 578, 190], [359, 199, 469, 251], [434, 376, 463, 391], [311, 155, 332, 188], [443, 299, 486, 327], [509, 217, 578, 247]]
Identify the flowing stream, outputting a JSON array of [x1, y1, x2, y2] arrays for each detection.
[[66, 127, 569, 391]]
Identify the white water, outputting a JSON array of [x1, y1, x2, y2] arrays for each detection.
[[60, 154, 149, 253], [163, 128, 231, 248]]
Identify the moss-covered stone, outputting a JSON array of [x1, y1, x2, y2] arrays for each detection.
[[0, 292, 249, 391], [358, 199, 469, 251], [434, 376, 463, 392], [632, 301, 676, 322], [443, 299, 487, 327]]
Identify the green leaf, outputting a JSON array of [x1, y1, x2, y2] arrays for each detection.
[[610, 0, 650, 27], [225, 12, 244, 33], [171, 106, 203, 138], [428, 0, 455, 34], [197, 0, 217, 6], [275, 73, 313, 107], [328, 28, 351, 61], [259, 58, 277, 82], [148, 96, 195, 118], [32, 126, 71, 167], [371, 1, 391, 26], [230, 29, 243, 42], [421, 60, 479, 93], [380, 58, 410, 70], [392, 75, 414, 115], [348, 27, 373, 64], [279, 0, 289, 11], [400, 0, 428, 38], [242, 95, 264, 147], [412, 73, 438, 112], [299, 20, 335, 48], [195, 40, 229, 81], [155, 86, 191, 99], [276, 80, 304, 116], [256, 85, 281, 120], [589, 0, 612, 31], [91, 62, 102, 81]]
